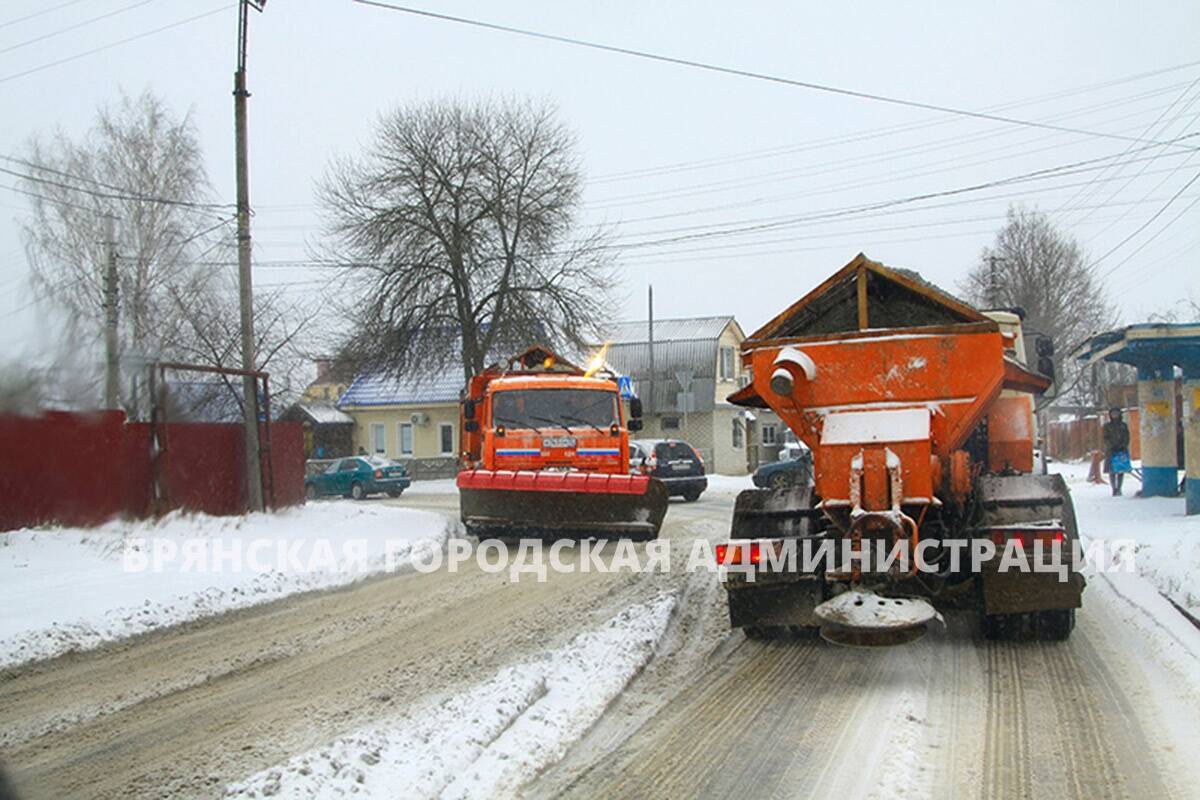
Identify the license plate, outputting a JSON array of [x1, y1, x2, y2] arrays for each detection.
[[541, 436, 576, 449], [671, 462, 691, 472]]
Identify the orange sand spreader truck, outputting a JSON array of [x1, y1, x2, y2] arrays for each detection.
[[718, 255, 1084, 646], [457, 346, 669, 540]]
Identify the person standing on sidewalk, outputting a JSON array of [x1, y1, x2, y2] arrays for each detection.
[[1102, 407, 1131, 496]]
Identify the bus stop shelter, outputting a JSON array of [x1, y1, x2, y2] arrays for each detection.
[[1075, 323, 1200, 514]]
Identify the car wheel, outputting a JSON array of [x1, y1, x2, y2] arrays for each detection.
[[683, 489, 701, 502], [769, 472, 791, 490], [387, 489, 403, 498], [351, 482, 366, 500], [305, 484, 318, 501]]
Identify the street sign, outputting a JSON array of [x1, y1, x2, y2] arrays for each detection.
[[675, 369, 694, 392], [617, 375, 635, 399]]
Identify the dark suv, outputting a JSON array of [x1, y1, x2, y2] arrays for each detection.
[[629, 439, 707, 502]]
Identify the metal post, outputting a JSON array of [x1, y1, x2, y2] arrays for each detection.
[[103, 213, 120, 410], [234, 0, 265, 511], [647, 284, 655, 419], [987, 255, 1004, 307]]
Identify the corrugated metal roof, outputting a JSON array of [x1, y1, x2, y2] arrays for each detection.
[[604, 339, 719, 413], [603, 316, 733, 344], [296, 402, 354, 424], [339, 369, 462, 408]]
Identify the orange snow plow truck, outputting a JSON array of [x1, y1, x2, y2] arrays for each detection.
[[457, 346, 669, 539], [719, 255, 1084, 646]]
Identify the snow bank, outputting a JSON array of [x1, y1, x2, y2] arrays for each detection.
[[225, 594, 676, 800], [704, 474, 754, 494], [0, 503, 454, 669], [1054, 461, 1200, 616]]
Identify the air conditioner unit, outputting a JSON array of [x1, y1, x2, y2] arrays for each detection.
[[410, 412, 430, 426]]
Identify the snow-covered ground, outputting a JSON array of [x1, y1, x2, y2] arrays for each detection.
[[1054, 460, 1199, 617], [702, 473, 755, 494], [224, 594, 677, 800], [0, 503, 455, 669]]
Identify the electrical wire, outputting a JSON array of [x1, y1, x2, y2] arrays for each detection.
[[0, 165, 235, 212], [0, 0, 159, 57], [0, 4, 233, 85], [0, 0, 92, 31], [353, 0, 1200, 153]]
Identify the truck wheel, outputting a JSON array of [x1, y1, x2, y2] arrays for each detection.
[[351, 482, 366, 500], [769, 473, 791, 490], [1033, 609, 1075, 641]]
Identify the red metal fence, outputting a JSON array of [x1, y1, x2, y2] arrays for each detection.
[[0, 410, 304, 531]]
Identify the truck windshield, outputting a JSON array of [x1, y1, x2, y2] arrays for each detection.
[[492, 389, 617, 431]]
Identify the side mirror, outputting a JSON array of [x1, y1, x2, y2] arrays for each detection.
[[463, 399, 476, 420], [629, 397, 643, 418], [1036, 337, 1055, 358], [628, 418, 643, 432], [464, 419, 480, 432]]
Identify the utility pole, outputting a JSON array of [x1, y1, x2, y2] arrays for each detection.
[[234, 0, 267, 511], [647, 284, 655, 419], [103, 213, 119, 410], [987, 254, 1004, 307]]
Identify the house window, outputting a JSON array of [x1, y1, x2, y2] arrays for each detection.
[[732, 418, 744, 448], [397, 422, 414, 456], [719, 346, 736, 381], [762, 424, 777, 445], [439, 423, 454, 456], [661, 416, 680, 431], [370, 423, 386, 454]]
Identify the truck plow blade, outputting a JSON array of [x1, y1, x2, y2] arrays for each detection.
[[457, 470, 669, 540]]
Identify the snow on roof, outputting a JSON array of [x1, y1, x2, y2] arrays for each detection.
[[339, 369, 462, 408], [603, 316, 734, 345], [296, 402, 354, 425]]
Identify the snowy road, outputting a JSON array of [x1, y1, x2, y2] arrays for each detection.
[[1, 480, 1198, 799]]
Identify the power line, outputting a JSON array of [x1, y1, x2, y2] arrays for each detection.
[[1056, 77, 1200, 220], [354, 0, 1200, 154], [0, 182, 94, 213], [0, 4, 232, 85], [0, 0, 158, 57], [1094, 169, 1200, 279], [589, 60, 1200, 185], [0, 0, 92, 31], [0, 164, 235, 212]]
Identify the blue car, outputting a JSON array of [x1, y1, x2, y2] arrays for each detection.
[[752, 445, 813, 489], [305, 456, 411, 500]]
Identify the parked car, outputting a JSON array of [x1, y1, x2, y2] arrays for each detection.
[[305, 455, 411, 500], [752, 444, 813, 489], [629, 439, 707, 501]]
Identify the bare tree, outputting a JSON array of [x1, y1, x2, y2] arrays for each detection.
[[317, 97, 614, 384], [19, 90, 230, 411], [961, 205, 1119, 405], [167, 279, 317, 416]]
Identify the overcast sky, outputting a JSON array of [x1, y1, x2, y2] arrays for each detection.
[[1, 0, 1198, 360]]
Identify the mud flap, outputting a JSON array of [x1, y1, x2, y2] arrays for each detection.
[[726, 575, 824, 629], [975, 472, 1086, 614], [459, 472, 669, 539]]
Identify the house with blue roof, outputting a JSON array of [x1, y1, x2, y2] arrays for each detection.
[[337, 367, 465, 477]]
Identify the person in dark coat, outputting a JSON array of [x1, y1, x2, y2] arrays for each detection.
[[1102, 407, 1131, 496]]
